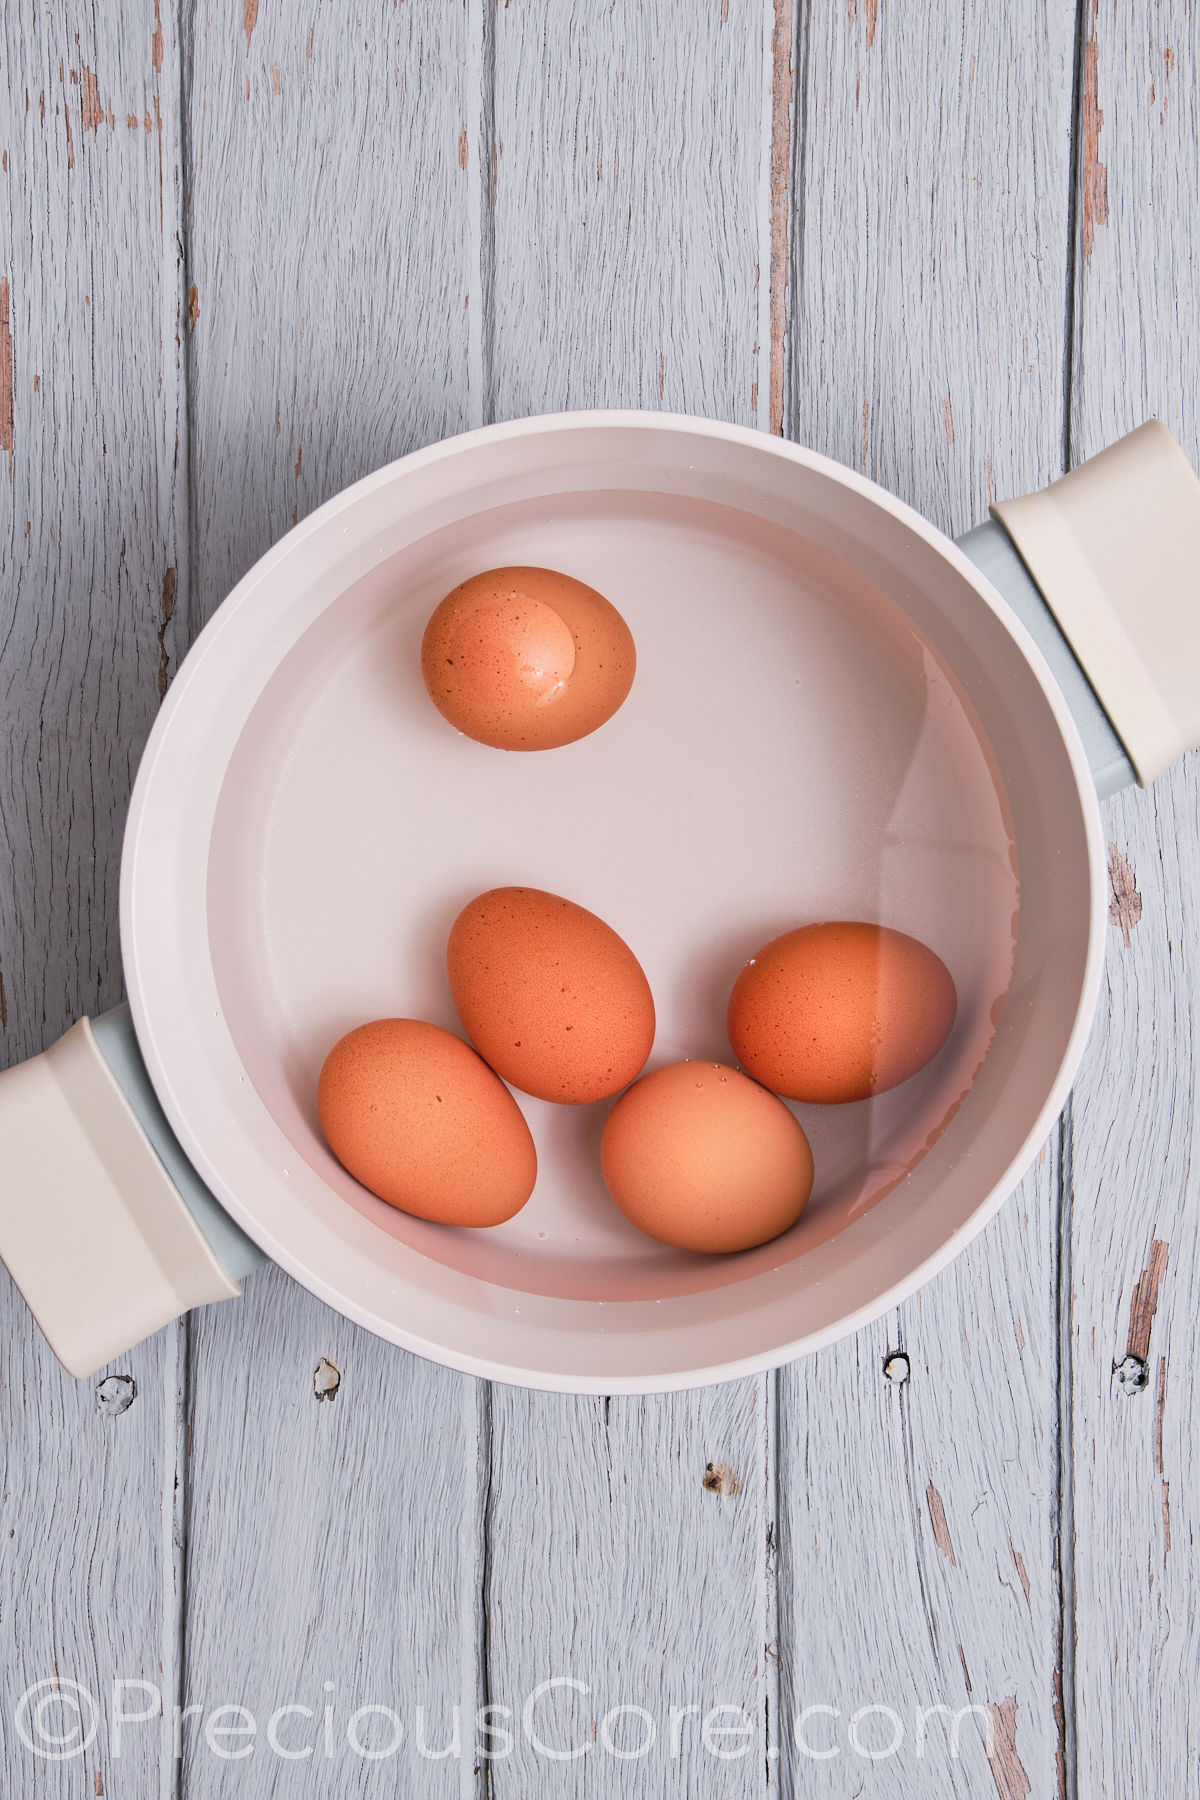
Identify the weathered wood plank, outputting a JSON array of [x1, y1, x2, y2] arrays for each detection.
[[0, 2, 185, 1047], [184, 0, 485, 637], [1066, 4, 1200, 1791], [180, 1267, 487, 1793], [790, 0, 1077, 535], [485, 1386, 773, 1795], [777, 1157, 1063, 1796], [483, 5, 777, 1794], [489, 0, 767, 428], [0, 1271, 186, 1798], [777, 4, 1078, 1792], [177, 6, 484, 1796], [0, 5, 186, 1794], [11, 10, 1198, 1800]]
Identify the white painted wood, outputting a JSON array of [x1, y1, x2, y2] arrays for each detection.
[[777, 1157, 1063, 1797], [176, 7, 486, 1796], [483, 6, 778, 1794], [0, 0, 186, 1046], [180, 1267, 487, 1795], [777, 4, 1078, 1793], [1067, 4, 1200, 1791], [790, 0, 1078, 535], [0, 1271, 187, 1798], [0, 5, 186, 1794], [7, 6, 1200, 1798], [183, 0, 485, 638], [484, 1386, 773, 1795], [489, 0, 767, 428]]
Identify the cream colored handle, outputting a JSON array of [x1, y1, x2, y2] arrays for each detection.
[[0, 1016, 244, 1378], [991, 419, 1200, 787]]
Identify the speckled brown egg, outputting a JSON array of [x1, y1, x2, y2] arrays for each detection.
[[447, 886, 655, 1104], [600, 1061, 814, 1253], [421, 566, 635, 750], [317, 1018, 536, 1226], [727, 922, 957, 1104]]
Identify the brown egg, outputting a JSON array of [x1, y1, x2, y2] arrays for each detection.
[[317, 1018, 536, 1226], [727, 922, 957, 1104], [447, 886, 655, 1104], [421, 566, 635, 750], [601, 1061, 814, 1254]]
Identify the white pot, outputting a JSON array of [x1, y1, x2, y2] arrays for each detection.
[[3, 412, 1198, 1392]]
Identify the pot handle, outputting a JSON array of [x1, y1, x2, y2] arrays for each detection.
[[959, 419, 1200, 796], [0, 1006, 264, 1378]]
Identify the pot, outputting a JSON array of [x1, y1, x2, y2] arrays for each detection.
[[3, 413, 1198, 1392]]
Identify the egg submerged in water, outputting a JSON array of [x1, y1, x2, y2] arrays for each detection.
[[447, 886, 655, 1104], [317, 1018, 537, 1226], [601, 1061, 814, 1254], [727, 921, 957, 1104], [421, 566, 636, 750]]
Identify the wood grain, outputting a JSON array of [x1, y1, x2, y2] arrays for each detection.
[[1066, 6, 1200, 1788], [0, 0, 186, 1055], [484, 1386, 773, 1796], [483, 6, 777, 1794], [790, 0, 1078, 534], [776, 4, 1078, 1793], [0, 6, 185, 1794], [777, 1159, 1060, 1797], [0, 1267, 187, 1798], [183, 0, 482, 637], [4, 3, 1199, 1796], [488, 0, 766, 427], [177, 7, 484, 1796], [179, 1268, 486, 1796]]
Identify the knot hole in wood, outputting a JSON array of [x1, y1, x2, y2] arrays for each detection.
[[95, 1375, 136, 1417], [313, 1358, 341, 1402], [703, 1460, 741, 1497]]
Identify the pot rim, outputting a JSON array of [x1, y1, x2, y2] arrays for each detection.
[[122, 410, 1108, 1392]]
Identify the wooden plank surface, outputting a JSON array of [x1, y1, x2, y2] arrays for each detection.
[[183, 0, 484, 640], [777, 1160, 1064, 1798], [176, 7, 486, 1797], [791, 0, 1078, 533], [181, 1268, 487, 1795], [0, 1, 186, 1037], [489, 0, 767, 427], [776, 4, 1078, 1793], [1066, 4, 1200, 1792], [485, 1386, 774, 1795], [483, 7, 777, 1794], [0, 5, 185, 1794], [2, 1, 1198, 1795]]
